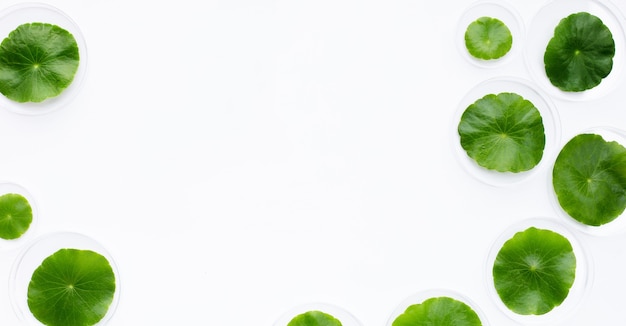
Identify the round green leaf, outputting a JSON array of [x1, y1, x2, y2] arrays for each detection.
[[458, 92, 546, 172], [493, 227, 576, 315], [392, 297, 482, 326], [0, 22, 80, 103], [0, 193, 33, 240], [465, 16, 512, 60], [544, 12, 615, 92], [28, 248, 116, 326], [287, 310, 342, 326], [553, 133, 626, 226]]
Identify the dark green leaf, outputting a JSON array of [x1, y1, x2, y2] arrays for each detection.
[[28, 249, 116, 326], [544, 12, 615, 92], [0, 193, 32, 240], [493, 227, 576, 315], [458, 92, 545, 172], [553, 133, 626, 226], [465, 16, 512, 60], [0, 22, 79, 103], [287, 310, 342, 326], [392, 297, 482, 326]]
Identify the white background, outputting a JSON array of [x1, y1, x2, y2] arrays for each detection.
[[0, 0, 626, 325]]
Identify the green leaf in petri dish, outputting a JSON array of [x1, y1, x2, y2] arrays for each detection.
[[493, 227, 576, 315], [465, 16, 513, 60], [287, 310, 342, 326], [544, 12, 615, 92], [458, 92, 545, 172], [28, 248, 116, 326], [0, 193, 33, 240], [392, 296, 482, 326], [552, 133, 626, 226], [0, 22, 80, 103]]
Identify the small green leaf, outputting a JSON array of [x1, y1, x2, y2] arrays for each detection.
[[458, 92, 546, 172], [0, 193, 33, 240], [553, 133, 626, 226], [0, 22, 80, 103], [465, 16, 512, 60], [544, 12, 615, 92], [392, 297, 482, 326], [287, 310, 342, 326], [493, 227, 576, 315], [28, 249, 116, 326]]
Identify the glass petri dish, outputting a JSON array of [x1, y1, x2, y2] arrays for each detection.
[[386, 289, 490, 326], [0, 2, 88, 115], [9, 232, 121, 325], [524, 0, 626, 101], [485, 217, 592, 325], [274, 302, 362, 326], [549, 126, 626, 236], [453, 77, 561, 187], [0, 182, 38, 252], [456, 0, 524, 68]]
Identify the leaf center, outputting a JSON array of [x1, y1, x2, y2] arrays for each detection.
[[525, 255, 541, 272], [65, 284, 77, 294]]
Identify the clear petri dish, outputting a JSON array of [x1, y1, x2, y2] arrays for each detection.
[[524, 0, 626, 101], [549, 126, 626, 236], [9, 232, 121, 325], [485, 217, 592, 325], [0, 2, 88, 115], [386, 289, 490, 326], [0, 182, 38, 252], [273, 302, 362, 326], [456, 0, 524, 68], [453, 76, 561, 187]]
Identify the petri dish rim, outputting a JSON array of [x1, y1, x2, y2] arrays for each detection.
[[273, 302, 362, 326], [0, 2, 88, 115], [524, 0, 626, 101], [9, 231, 121, 326], [485, 217, 593, 325], [453, 76, 561, 187], [385, 288, 490, 326], [455, 0, 525, 68], [0, 182, 39, 253], [548, 126, 626, 236]]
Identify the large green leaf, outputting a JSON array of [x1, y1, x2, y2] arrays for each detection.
[[553, 133, 626, 226], [465, 16, 512, 60], [392, 297, 482, 326], [493, 227, 576, 315], [28, 249, 116, 326], [0, 22, 79, 103], [544, 12, 615, 92], [287, 310, 342, 326], [0, 193, 32, 240], [458, 92, 545, 172]]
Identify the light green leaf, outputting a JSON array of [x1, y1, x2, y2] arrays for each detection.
[[553, 133, 626, 226], [493, 227, 576, 315], [0, 193, 33, 240], [287, 310, 342, 326], [465, 16, 512, 60], [0, 22, 79, 103], [28, 249, 116, 326], [458, 92, 545, 172], [544, 12, 615, 92], [392, 297, 482, 326]]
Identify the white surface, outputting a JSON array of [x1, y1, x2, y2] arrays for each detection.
[[0, 0, 626, 325]]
